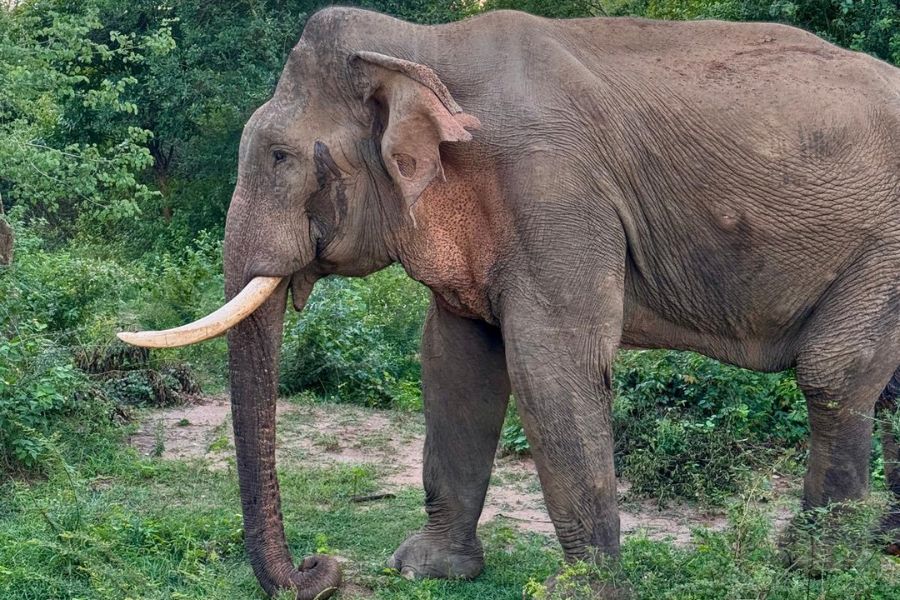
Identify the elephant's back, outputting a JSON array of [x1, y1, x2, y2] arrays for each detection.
[[559, 17, 898, 119]]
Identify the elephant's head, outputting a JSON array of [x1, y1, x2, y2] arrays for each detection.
[[118, 9, 478, 600]]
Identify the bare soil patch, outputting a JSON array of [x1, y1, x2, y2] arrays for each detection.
[[132, 395, 799, 543]]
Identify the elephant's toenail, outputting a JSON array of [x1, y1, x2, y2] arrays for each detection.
[[401, 567, 417, 580]]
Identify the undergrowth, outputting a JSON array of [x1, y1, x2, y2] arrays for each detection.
[[1, 419, 897, 600], [501, 351, 809, 505]]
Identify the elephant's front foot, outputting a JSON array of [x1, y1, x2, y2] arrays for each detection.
[[387, 530, 484, 580]]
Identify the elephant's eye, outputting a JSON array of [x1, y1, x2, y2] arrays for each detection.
[[273, 149, 287, 164]]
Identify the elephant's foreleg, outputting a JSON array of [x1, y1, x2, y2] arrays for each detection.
[[388, 298, 510, 579], [499, 253, 626, 565]]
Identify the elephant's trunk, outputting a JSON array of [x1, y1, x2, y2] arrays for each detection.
[[227, 278, 341, 599]]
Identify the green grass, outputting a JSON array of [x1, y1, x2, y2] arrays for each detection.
[[1, 401, 898, 600], [0, 443, 557, 599]]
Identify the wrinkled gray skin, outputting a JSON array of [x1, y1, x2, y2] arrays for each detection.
[[224, 8, 900, 598]]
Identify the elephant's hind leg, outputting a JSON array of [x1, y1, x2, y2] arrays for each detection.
[[388, 298, 510, 579], [793, 257, 900, 524]]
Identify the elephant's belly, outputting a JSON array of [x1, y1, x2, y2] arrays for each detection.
[[620, 299, 796, 373]]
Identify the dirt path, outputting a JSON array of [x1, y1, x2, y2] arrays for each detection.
[[132, 396, 798, 544]]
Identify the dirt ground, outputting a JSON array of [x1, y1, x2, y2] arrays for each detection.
[[131, 395, 799, 544]]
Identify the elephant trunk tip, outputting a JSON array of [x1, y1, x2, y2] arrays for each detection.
[[291, 554, 342, 600]]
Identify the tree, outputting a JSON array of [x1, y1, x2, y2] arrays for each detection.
[[0, 0, 164, 239]]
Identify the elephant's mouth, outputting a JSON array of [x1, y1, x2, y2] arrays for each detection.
[[118, 275, 285, 348], [290, 270, 318, 312]]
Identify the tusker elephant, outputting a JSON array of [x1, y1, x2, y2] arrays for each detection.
[[119, 7, 900, 599]]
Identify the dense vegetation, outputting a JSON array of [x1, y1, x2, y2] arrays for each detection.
[[2, 1, 899, 598]]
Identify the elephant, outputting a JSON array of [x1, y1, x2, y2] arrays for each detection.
[[119, 7, 900, 599]]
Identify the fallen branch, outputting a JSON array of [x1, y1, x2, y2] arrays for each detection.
[[496, 512, 553, 524], [350, 492, 396, 503]]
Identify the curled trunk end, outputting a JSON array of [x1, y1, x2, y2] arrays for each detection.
[[228, 281, 341, 599]]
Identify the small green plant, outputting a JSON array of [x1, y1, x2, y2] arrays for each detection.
[[208, 435, 230, 453], [613, 350, 807, 505], [500, 399, 530, 456], [0, 320, 85, 470], [314, 533, 333, 555], [313, 433, 341, 452], [280, 265, 429, 409], [152, 419, 166, 457]]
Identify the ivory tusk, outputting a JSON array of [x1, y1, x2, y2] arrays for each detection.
[[117, 276, 283, 348]]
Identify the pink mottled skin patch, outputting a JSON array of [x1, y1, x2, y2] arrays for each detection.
[[399, 162, 510, 324]]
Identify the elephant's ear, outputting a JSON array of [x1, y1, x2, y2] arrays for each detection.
[[350, 51, 480, 208]]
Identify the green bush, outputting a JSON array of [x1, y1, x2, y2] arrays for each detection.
[[280, 265, 429, 409], [525, 487, 897, 599], [503, 350, 807, 504], [0, 217, 142, 341], [131, 230, 228, 386], [0, 320, 84, 470], [0, 220, 214, 472]]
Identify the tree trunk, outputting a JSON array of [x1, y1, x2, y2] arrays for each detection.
[[0, 217, 13, 267]]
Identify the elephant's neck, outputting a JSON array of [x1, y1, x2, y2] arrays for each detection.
[[397, 164, 508, 324]]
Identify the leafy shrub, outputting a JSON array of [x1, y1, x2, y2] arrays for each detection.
[[0, 221, 211, 472], [500, 400, 531, 456], [0, 320, 84, 470], [0, 217, 142, 341], [614, 351, 808, 505], [0, 0, 162, 238], [131, 230, 228, 386], [524, 484, 897, 599], [503, 350, 807, 504], [77, 343, 202, 407], [280, 265, 429, 409]]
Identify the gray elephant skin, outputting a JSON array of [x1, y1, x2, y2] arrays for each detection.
[[130, 7, 900, 599]]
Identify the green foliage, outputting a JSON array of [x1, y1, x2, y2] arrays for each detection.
[[358, 0, 484, 23], [0, 216, 141, 339], [280, 266, 430, 409], [502, 351, 808, 504], [0, 0, 163, 237], [2, 425, 897, 599], [0, 320, 84, 469], [483, 0, 608, 18], [0, 218, 211, 471], [525, 496, 898, 599], [614, 351, 808, 504], [501, 400, 531, 455]]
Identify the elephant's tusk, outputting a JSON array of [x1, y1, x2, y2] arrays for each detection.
[[117, 276, 283, 348]]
